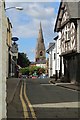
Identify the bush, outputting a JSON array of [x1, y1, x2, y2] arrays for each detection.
[[20, 67, 29, 75], [20, 66, 46, 77]]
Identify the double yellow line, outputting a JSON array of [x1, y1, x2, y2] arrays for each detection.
[[20, 81, 37, 119]]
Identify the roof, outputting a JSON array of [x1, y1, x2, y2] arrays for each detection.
[[54, 1, 80, 32], [66, 2, 80, 18], [30, 62, 36, 65], [36, 59, 46, 64], [46, 42, 55, 53]]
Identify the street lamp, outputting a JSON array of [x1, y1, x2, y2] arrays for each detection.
[[5, 6, 23, 11]]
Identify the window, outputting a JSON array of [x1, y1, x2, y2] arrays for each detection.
[[40, 51, 43, 56], [54, 53, 56, 60], [13, 56, 16, 61], [65, 24, 70, 41]]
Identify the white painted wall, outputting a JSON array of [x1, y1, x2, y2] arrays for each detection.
[[52, 46, 56, 76], [48, 43, 56, 77], [48, 52, 51, 77], [55, 32, 64, 77], [36, 63, 46, 68], [77, 20, 80, 53], [55, 33, 61, 71], [61, 56, 64, 76], [48, 50, 52, 77]]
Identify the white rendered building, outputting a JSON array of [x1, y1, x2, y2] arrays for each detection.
[[46, 32, 64, 79], [46, 42, 56, 78]]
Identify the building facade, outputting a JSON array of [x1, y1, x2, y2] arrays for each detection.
[[46, 42, 56, 77], [6, 17, 12, 78], [0, 0, 7, 119], [54, 33, 62, 80], [54, 1, 80, 83], [10, 41, 18, 77]]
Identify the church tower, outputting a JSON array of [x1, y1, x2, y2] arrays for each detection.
[[35, 22, 46, 63]]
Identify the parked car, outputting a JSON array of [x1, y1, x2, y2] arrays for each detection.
[[38, 74, 48, 79], [21, 75, 28, 78], [32, 75, 38, 79]]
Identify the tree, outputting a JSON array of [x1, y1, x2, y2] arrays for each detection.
[[17, 52, 30, 68], [19, 66, 45, 77], [20, 67, 29, 75], [29, 66, 45, 76]]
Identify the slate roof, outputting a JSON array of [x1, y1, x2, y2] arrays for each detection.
[[36, 59, 46, 64], [66, 2, 80, 18], [30, 62, 36, 65], [46, 42, 55, 53]]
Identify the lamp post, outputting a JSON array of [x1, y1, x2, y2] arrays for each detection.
[[5, 6, 23, 11]]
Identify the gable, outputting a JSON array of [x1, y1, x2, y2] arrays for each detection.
[[61, 5, 69, 26], [61, 21, 77, 54], [54, 1, 79, 32]]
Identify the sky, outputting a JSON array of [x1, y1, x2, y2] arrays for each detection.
[[5, 0, 60, 62]]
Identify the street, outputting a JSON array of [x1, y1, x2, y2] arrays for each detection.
[[7, 78, 80, 119]]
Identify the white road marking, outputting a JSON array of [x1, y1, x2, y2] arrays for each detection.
[[41, 84, 54, 85], [32, 102, 80, 108], [49, 80, 79, 92]]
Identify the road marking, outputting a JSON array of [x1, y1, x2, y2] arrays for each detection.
[[32, 101, 80, 108], [41, 84, 54, 86], [49, 80, 79, 92], [20, 82, 29, 119], [24, 82, 37, 119], [49, 80, 55, 84]]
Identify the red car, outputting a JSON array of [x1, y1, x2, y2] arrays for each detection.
[[32, 75, 38, 79]]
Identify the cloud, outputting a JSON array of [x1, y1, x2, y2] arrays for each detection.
[[12, 19, 38, 38], [6, 2, 56, 41], [25, 3, 54, 19], [5, 2, 60, 60]]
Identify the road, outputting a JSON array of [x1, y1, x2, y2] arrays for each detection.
[[7, 78, 80, 119]]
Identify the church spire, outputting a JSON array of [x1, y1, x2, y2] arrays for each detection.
[[38, 22, 44, 43], [35, 22, 46, 62], [40, 22, 42, 31]]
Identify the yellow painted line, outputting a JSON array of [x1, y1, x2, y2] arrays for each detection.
[[24, 82, 37, 119], [20, 82, 29, 119]]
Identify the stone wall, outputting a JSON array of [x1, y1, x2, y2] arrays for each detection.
[[0, 1, 7, 119]]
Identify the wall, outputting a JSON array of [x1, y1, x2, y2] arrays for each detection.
[[0, 1, 7, 119], [77, 20, 80, 53], [63, 53, 80, 83], [52, 47, 56, 76]]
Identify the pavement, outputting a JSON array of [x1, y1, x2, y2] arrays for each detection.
[[6, 77, 24, 118], [50, 79, 80, 91], [6, 77, 21, 104]]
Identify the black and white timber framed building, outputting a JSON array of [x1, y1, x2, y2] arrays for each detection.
[[54, 1, 80, 84]]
